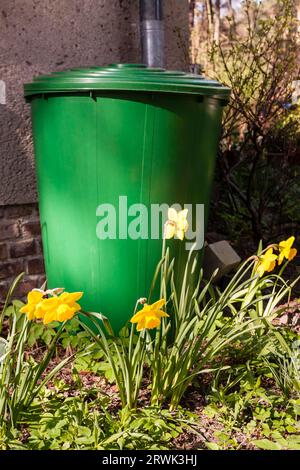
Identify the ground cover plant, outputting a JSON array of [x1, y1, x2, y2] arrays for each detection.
[[0, 209, 299, 450]]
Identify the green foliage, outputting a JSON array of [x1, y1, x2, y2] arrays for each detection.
[[254, 434, 300, 450], [0, 275, 76, 429], [263, 348, 300, 398], [146, 244, 298, 410], [79, 312, 146, 411], [98, 407, 190, 450], [11, 377, 194, 450], [204, 370, 300, 450], [72, 242, 299, 420], [0, 239, 299, 450]]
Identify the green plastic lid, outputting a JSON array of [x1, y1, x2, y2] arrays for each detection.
[[24, 63, 230, 100]]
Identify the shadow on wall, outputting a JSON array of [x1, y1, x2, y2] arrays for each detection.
[[0, 105, 37, 206], [113, 0, 141, 63]]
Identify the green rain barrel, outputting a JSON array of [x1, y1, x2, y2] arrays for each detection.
[[24, 64, 230, 332]]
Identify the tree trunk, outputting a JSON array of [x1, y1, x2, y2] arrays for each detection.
[[206, 0, 214, 46], [227, 0, 236, 38], [214, 0, 221, 45], [189, 0, 196, 29]]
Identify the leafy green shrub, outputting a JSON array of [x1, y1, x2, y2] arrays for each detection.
[[206, 0, 300, 244]]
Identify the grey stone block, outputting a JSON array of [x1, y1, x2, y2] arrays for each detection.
[[203, 240, 241, 281]]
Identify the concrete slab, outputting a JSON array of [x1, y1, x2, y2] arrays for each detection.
[[203, 240, 241, 281]]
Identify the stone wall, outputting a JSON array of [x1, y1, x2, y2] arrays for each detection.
[[0, 0, 189, 205]]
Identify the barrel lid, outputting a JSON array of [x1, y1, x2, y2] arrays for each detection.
[[24, 63, 230, 100]]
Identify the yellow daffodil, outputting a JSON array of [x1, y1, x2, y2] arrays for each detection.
[[255, 248, 278, 277], [20, 289, 83, 324], [278, 236, 297, 265], [57, 303, 78, 323], [130, 299, 169, 331], [164, 208, 188, 240], [58, 292, 83, 311], [20, 290, 45, 320], [41, 292, 83, 324], [40, 297, 60, 324]]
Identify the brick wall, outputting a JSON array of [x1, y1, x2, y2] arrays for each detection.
[[0, 203, 45, 300]]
